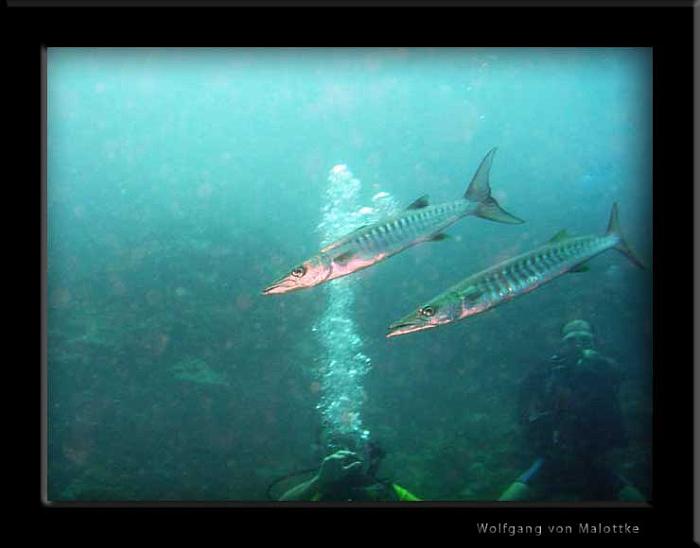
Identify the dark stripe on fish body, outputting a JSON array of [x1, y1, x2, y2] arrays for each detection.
[[352, 236, 365, 252], [523, 257, 537, 278], [539, 252, 554, 269], [364, 232, 376, 252], [412, 214, 423, 231], [382, 224, 393, 245], [504, 268, 518, 290], [503, 268, 518, 290], [483, 276, 497, 297], [366, 231, 378, 252], [493, 271, 508, 293], [357, 234, 370, 252], [389, 221, 400, 242], [533, 253, 546, 270], [368, 228, 381, 249], [476, 279, 489, 296], [408, 217, 420, 238], [391, 224, 403, 245], [556, 248, 568, 263], [381, 224, 394, 244], [513, 261, 530, 284], [522, 258, 537, 280], [398, 219, 411, 240], [509, 261, 524, 283], [418, 215, 429, 232], [489, 276, 502, 298], [381, 225, 393, 245], [532, 256, 546, 277]]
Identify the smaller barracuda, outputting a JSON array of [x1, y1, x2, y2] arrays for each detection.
[[262, 148, 524, 295], [387, 203, 645, 338]]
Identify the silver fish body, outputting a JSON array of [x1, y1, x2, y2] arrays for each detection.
[[317, 200, 477, 279], [387, 203, 644, 337], [263, 148, 524, 295]]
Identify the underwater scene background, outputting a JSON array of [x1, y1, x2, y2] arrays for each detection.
[[46, 47, 652, 501]]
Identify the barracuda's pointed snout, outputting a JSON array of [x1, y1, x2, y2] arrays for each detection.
[[386, 313, 437, 338], [386, 321, 413, 338], [261, 281, 290, 296], [262, 255, 333, 296], [261, 272, 309, 295], [386, 320, 436, 338]]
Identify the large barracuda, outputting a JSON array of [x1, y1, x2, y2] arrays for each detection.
[[262, 148, 524, 295], [387, 203, 645, 338]]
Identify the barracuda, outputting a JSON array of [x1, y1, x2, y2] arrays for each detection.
[[387, 203, 645, 338], [262, 148, 524, 295]]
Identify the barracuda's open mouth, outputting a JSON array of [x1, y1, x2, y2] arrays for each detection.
[[261, 278, 301, 295], [386, 320, 434, 338]]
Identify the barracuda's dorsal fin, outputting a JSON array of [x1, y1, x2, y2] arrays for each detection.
[[548, 229, 570, 244], [320, 225, 369, 253], [406, 195, 430, 209]]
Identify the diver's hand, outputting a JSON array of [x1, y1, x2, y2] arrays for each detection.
[[317, 450, 363, 488]]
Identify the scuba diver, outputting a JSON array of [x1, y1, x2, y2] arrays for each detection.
[[498, 319, 646, 502], [277, 441, 421, 502]]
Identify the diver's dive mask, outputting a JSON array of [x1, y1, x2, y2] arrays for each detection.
[[550, 333, 595, 366]]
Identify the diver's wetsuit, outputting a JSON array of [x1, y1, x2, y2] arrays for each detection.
[[517, 350, 629, 500]]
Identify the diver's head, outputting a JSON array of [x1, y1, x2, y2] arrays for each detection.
[[561, 319, 595, 350], [551, 319, 595, 364], [262, 254, 332, 295]]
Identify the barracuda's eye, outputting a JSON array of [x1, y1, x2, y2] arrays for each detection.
[[291, 266, 306, 278], [420, 305, 435, 317]]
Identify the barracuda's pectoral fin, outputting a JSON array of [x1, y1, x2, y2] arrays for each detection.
[[462, 286, 483, 302], [333, 250, 355, 265], [406, 195, 430, 209], [428, 232, 450, 242], [568, 263, 590, 273], [548, 229, 570, 244]]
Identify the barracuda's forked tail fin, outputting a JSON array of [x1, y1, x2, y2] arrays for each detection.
[[464, 147, 525, 225], [606, 203, 645, 269]]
